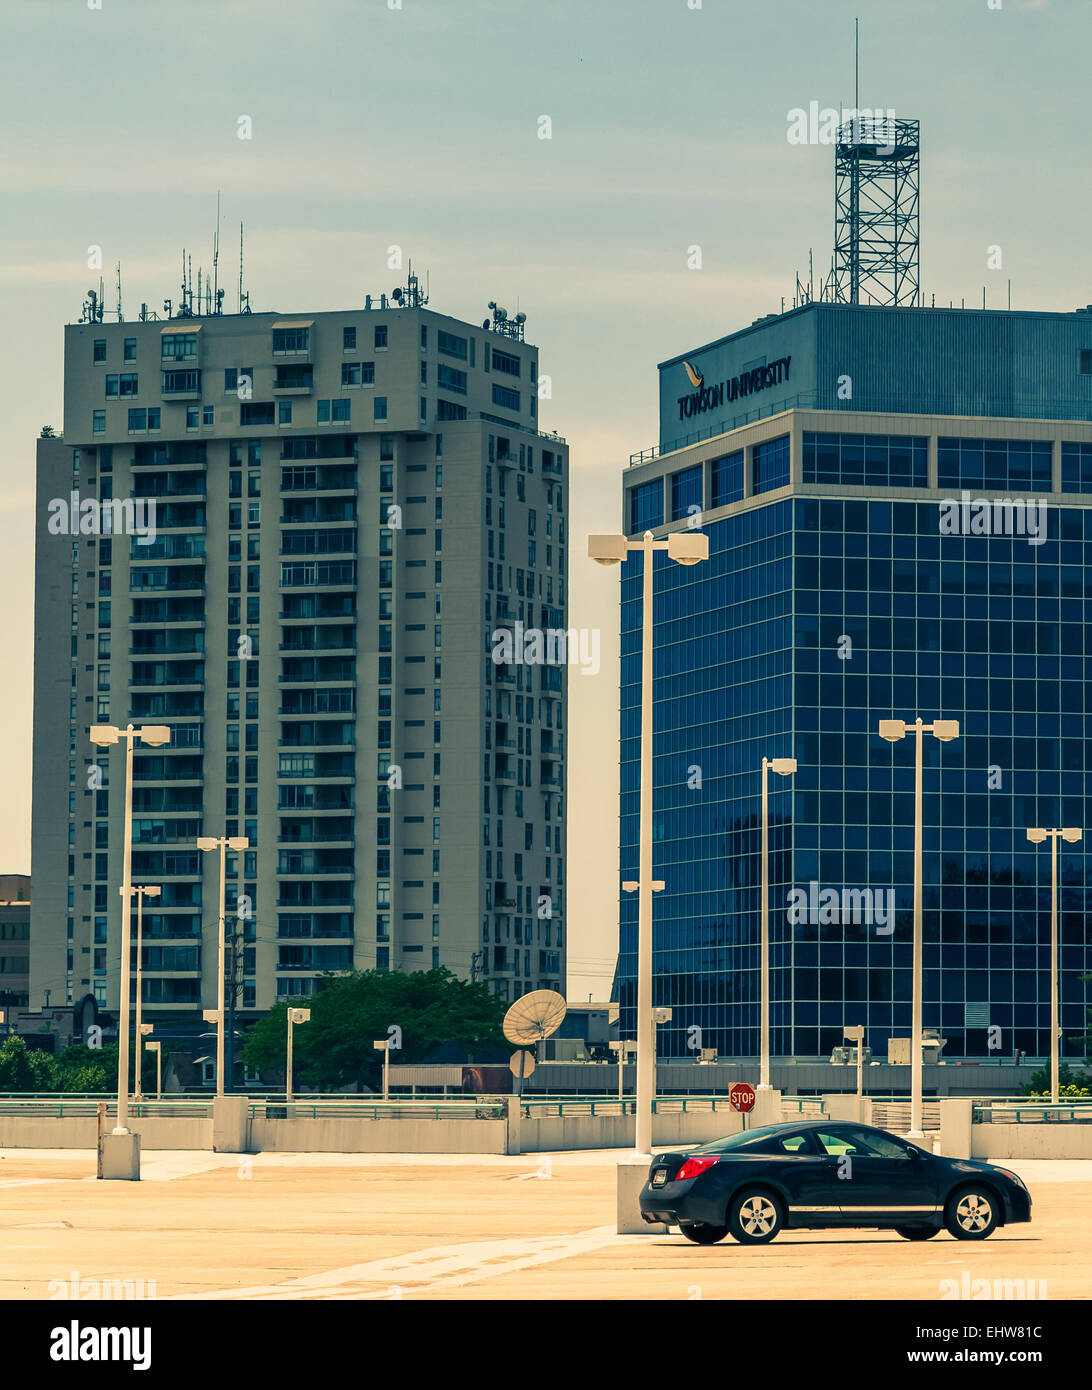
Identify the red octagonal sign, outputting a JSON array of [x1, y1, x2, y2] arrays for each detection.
[[729, 1082, 756, 1113]]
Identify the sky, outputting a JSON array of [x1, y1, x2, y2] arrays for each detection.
[[2, 0, 1088, 1000]]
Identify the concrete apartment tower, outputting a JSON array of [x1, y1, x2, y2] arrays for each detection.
[[31, 289, 569, 1042]]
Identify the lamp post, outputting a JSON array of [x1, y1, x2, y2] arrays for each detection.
[[88, 724, 171, 1135], [844, 1023, 866, 1100], [144, 1039, 162, 1100], [759, 756, 797, 1090], [286, 1007, 311, 1102], [589, 529, 708, 1157], [196, 834, 249, 1097], [1025, 826, 1082, 1103], [878, 717, 959, 1139], [609, 1039, 637, 1102], [373, 1038, 392, 1101], [132, 885, 160, 1099]]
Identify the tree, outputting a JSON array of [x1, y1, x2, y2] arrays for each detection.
[[241, 968, 510, 1091], [0, 1036, 36, 1090], [39, 425, 57, 438]]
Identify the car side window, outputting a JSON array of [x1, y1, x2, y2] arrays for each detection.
[[816, 1127, 909, 1159], [816, 1129, 862, 1157], [774, 1131, 812, 1154]]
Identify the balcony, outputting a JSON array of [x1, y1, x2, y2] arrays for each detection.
[[274, 365, 314, 394]]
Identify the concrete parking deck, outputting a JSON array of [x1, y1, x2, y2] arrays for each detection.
[[1, 1150, 1087, 1300]]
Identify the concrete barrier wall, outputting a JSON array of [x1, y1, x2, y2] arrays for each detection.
[[248, 1117, 510, 1154], [516, 1108, 744, 1154], [0, 1116, 211, 1150], [970, 1125, 1092, 1159]]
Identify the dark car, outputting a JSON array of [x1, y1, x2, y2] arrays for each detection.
[[639, 1120, 1031, 1245]]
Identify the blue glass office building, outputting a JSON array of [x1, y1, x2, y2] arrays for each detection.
[[619, 302, 1092, 1061]]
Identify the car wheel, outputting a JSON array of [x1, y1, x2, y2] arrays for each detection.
[[679, 1223, 728, 1245], [728, 1190, 783, 1245], [946, 1187, 999, 1240], [895, 1226, 940, 1240]]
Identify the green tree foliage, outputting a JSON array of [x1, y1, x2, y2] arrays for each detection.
[[0, 1036, 36, 1090], [241, 968, 510, 1090], [1020, 1063, 1092, 1097]]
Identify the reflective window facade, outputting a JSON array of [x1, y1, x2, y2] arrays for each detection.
[[937, 437, 1052, 492], [752, 435, 790, 495], [620, 492, 1092, 1061], [803, 432, 927, 488]]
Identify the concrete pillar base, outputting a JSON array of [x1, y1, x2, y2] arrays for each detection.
[[750, 1088, 782, 1127], [100, 1130, 140, 1181], [617, 1154, 667, 1235], [212, 1096, 250, 1152]]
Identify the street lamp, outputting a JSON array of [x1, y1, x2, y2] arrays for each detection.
[[608, 1039, 638, 1103], [1025, 826, 1082, 1103], [89, 723, 170, 1137], [759, 756, 796, 1090], [144, 1039, 162, 1100], [373, 1038, 393, 1101], [196, 834, 249, 1097], [589, 528, 708, 1158], [131, 885, 160, 1099], [878, 716, 959, 1139], [286, 1007, 311, 1102]]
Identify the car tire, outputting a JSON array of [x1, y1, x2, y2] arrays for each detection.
[[895, 1226, 940, 1240], [679, 1223, 728, 1245], [946, 1186, 999, 1240], [728, 1190, 783, 1245]]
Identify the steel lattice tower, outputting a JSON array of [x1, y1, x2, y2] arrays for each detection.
[[832, 116, 920, 306]]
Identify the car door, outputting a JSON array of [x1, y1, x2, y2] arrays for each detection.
[[813, 1126, 938, 1223], [757, 1129, 845, 1225]]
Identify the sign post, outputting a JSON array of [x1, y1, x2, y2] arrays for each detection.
[[729, 1081, 756, 1130]]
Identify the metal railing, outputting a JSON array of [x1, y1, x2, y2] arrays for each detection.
[[247, 1099, 506, 1121], [973, 1102, 1092, 1124], [0, 1097, 214, 1119]]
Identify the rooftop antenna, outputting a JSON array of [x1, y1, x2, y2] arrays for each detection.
[[197, 267, 202, 317], [188, 253, 193, 315], [213, 191, 221, 314], [855, 14, 859, 113], [98, 276, 105, 321], [238, 221, 245, 314], [115, 261, 123, 322]]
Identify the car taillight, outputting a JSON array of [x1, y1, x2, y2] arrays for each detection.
[[675, 1155, 720, 1181]]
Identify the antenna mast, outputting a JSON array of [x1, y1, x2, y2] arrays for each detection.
[[115, 261, 123, 322], [213, 191, 221, 314]]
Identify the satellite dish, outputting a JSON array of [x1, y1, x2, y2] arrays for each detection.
[[503, 989, 566, 1046], [515, 311, 526, 324]]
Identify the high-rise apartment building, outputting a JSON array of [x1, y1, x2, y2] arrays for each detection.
[[31, 294, 568, 1031], [619, 301, 1092, 1062]]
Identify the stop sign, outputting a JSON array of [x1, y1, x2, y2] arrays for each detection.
[[729, 1082, 756, 1113]]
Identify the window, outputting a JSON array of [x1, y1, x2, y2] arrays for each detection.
[[437, 329, 467, 359], [202, 405, 214, 425], [92, 410, 106, 434], [803, 432, 927, 488], [186, 406, 199, 428], [628, 479, 663, 533], [670, 464, 703, 521], [437, 365, 467, 395], [374, 397, 388, 421], [343, 326, 357, 351], [278, 401, 292, 424], [161, 333, 197, 360], [1080, 349, 1092, 375], [437, 400, 466, 420], [374, 324, 388, 350], [272, 327, 309, 353], [752, 434, 790, 495], [123, 338, 137, 362], [492, 348, 520, 377], [225, 367, 253, 392], [241, 402, 275, 426], [342, 362, 361, 387], [936, 436, 1052, 492], [815, 1127, 910, 1159], [93, 340, 107, 363], [710, 451, 744, 508], [492, 384, 520, 412]]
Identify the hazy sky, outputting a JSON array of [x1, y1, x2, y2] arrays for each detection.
[[2, 0, 1087, 999]]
